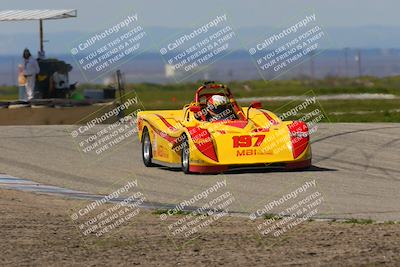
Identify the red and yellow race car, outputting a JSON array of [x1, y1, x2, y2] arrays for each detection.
[[137, 82, 311, 174]]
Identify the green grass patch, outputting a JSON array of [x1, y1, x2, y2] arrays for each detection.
[[261, 99, 400, 122], [152, 209, 192, 216], [0, 85, 18, 100], [1, 76, 399, 122], [263, 213, 283, 220], [343, 218, 374, 224]]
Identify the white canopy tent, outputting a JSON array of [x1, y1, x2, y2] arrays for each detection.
[[0, 9, 77, 55]]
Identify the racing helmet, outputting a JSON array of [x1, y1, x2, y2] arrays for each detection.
[[207, 95, 228, 109]]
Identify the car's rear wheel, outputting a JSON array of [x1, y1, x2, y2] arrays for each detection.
[[142, 128, 153, 167], [181, 135, 190, 174]]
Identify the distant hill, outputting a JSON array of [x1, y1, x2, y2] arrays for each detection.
[[0, 26, 399, 55]]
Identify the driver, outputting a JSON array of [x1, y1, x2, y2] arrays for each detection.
[[206, 95, 236, 121]]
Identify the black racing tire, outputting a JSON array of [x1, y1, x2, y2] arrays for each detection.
[[181, 134, 191, 174], [142, 128, 154, 167]]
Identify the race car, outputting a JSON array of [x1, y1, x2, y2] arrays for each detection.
[[137, 82, 311, 174]]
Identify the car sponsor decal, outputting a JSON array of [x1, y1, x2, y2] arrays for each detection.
[[262, 111, 279, 126], [287, 121, 309, 159], [155, 114, 177, 131], [187, 127, 218, 162]]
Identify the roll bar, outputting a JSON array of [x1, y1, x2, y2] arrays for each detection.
[[193, 82, 245, 120], [194, 82, 233, 103]]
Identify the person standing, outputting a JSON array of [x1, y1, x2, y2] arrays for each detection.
[[22, 48, 40, 100], [17, 64, 27, 101]]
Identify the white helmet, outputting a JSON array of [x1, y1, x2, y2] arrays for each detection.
[[208, 95, 228, 108]]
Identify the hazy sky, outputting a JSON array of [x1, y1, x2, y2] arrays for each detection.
[[0, 0, 399, 34]]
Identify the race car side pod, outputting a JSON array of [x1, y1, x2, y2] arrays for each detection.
[[186, 127, 218, 162], [287, 121, 309, 159]]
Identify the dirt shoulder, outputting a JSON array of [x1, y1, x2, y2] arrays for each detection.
[[0, 188, 399, 266]]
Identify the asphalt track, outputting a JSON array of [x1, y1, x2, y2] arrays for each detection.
[[0, 123, 399, 221]]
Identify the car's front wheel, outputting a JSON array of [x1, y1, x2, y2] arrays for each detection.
[[142, 128, 153, 167], [181, 135, 190, 174]]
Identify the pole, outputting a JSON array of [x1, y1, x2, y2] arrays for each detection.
[[310, 50, 315, 79], [357, 49, 362, 77], [11, 56, 15, 86], [344, 48, 349, 77], [39, 19, 44, 53], [116, 70, 126, 118]]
